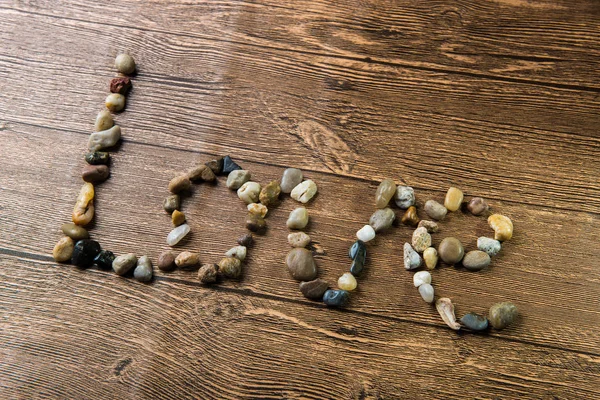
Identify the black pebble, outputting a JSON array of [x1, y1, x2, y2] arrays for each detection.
[[94, 250, 115, 269], [221, 155, 242, 175], [71, 239, 101, 268], [348, 240, 366, 276], [322, 289, 350, 307], [84, 151, 110, 165]]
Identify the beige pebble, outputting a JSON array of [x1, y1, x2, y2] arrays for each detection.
[[444, 187, 463, 212], [175, 251, 200, 269], [114, 53, 136, 75], [105, 93, 125, 112], [436, 298, 461, 330], [488, 214, 513, 241], [52, 236, 74, 262], [247, 203, 268, 218], [287, 207, 309, 230], [94, 109, 114, 131], [168, 175, 191, 194], [412, 227, 431, 252], [238, 182, 261, 204], [337, 272, 357, 291], [423, 247, 438, 270], [288, 232, 311, 248]]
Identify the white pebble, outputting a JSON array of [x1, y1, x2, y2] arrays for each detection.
[[413, 271, 432, 287], [290, 180, 317, 203], [94, 109, 113, 131], [225, 246, 247, 261], [419, 284, 435, 303], [105, 93, 125, 112], [237, 181, 261, 204], [356, 225, 376, 242], [88, 125, 121, 151], [287, 207, 309, 229], [247, 203, 268, 218], [166, 223, 190, 246]]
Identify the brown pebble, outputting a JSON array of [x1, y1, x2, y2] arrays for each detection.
[[418, 220, 439, 233], [198, 263, 219, 283], [401, 206, 419, 227], [163, 194, 180, 214], [237, 233, 254, 247], [168, 175, 191, 194], [82, 164, 109, 183], [438, 237, 464, 264], [467, 197, 489, 216], [175, 251, 200, 269], [109, 77, 132, 95], [246, 212, 266, 233], [205, 157, 224, 175], [172, 210, 186, 226], [286, 248, 317, 281], [187, 164, 216, 182], [299, 278, 329, 300], [259, 180, 281, 206], [157, 251, 176, 272], [52, 236, 74, 262], [61, 223, 90, 241], [218, 257, 242, 279]]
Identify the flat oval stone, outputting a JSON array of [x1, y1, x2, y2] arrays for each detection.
[[394, 186, 415, 209], [82, 164, 109, 183], [462, 250, 491, 271], [423, 247, 438, 270], [288, 232, 311, 248], [237, 182, 261, 204], [259, 180, 281, 206], [444, 187, 463, 212], [418, 220, 439, 233], [61, 223, 89, 241], [286, 248, 317, 281], [403, 243, 422, 270], [467, 197, 489, 215], [166, 224, 190, 246], [424, 200, 447, 221], [488, 302, 518, 330], [299, 278, 329, 300], [163, 194, 180, 214], [281, 168, 303, 194], [112, 253, 137, 275], [375, 179, 396, 208], [477, 237, 501, 257], [290, 180, 317, 203], [198, 263, 219, 284], [322, 289, 350, 307], [88, 125, 121, 152], [94, 250, 115, 269], [134, 256, 153, 283], [401, 206, 419, 227], [222, 155, 242, 174], [225, 246, 247, 261], [218, 257, 242, 279], [287, 207, 309, 230], [412, 227, 431, 252], [84, 151, 110, 165], [356, 225, 376, 242], [52, 236, 74, 263], [438, 237, 464, 264], [71, 239, 101, 268], [418, 284, 435, 303], [369, 208, 395, 232], [226, 170, 251, 190], [460, 313, 489, 331], [157, 251, 176, 272]]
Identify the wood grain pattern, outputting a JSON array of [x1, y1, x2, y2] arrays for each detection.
[[1, 0, 599, 399]]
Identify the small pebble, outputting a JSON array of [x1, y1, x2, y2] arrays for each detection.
[[356, 225, 376, 242], [112, 253, 137, 275], [218, 257, 242, 279], [477, 237, 501, 256], [322, 289, 350, 307], [71, 239, 101, 268], [299, 278, 329, 300], [488, 214, 514, 241], [375, 179, 396, 208], [488, 302, 518, 330], [52, 236, 74, 262], [72, 183, 95, 226], [168, 175, 191, 194], [411, 227, 431, 252], [246, 212, 266, 233], [205, 157, 224, 175], [281, 168, 303, 194], [187, 164, 216, 182], [460, 313, 489, 331], [222, 155, 242, 174], [238, 182, 261, 204], [94, 109, 113, 132], [61, 223, 89, 241], [114, 53, 136, 75], [424, 200, 447, 221], [134, 256, 153, 283], [288, 232, 311, 248], [403, 242, 422, 270], [84, 151, 110, 165], [290, 180, 317, 203], [423, 247, 438, 270], [175, 251, 200, 269], [287, 207, 309, 230], [225, 246, 247, 261], [105, 93, 126, 112], [401, 206, 419, 227], [436, 298, 461, 330], [462, 250, 491, 272], [413, 271, 431, 287], [237, 233, 254, 247], [82, 164, 109, 183], [198, 264, 219, 283], [349, 240, 366, 276], [247, 203, 268, 218], [337, 272, 357, 291], [418, 220, 439, 233], [166, 223, 190, 246], [438, 237, 464, 264], [444, 187, 463, 212], [88, 125, 121, 152], [260, 180, 281, 206], [163, 194, 180, 214], [94, 250, 115, 269], [171, 210, 186, 226], [467, 197, 489, 216], [109, 77, 132, 95], [394, 186, 415, 209], [286, 248, 317, 281], [418, 284, 435, 303], [369, 208, 395, 232], [226, 170, 251, 190], [157, 251, 176, 272]]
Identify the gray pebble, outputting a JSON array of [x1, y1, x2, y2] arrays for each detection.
[[424, 200, 447, 221], [460, 313, 489, 331], [134, 255, 153, 282], [88, 125, 121, 152], [403, 242, 422, 270], [369, 208, 395, 232], [112, 253, 137, 276], [226, 170, 251, 190], [394, 186, 415, 209], [281, 168, 303, 194], [477, 237, 501, 257], [462, 250, 491, 271]]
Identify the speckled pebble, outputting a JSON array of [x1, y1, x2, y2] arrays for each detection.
[[394, 186, 415, 209], [418, 220, 439, 233], [226, 170, 251, 190], [259, 180, 281, 206], [369, 208, 395, 232], [488, 302, 518, 330], [288, 232, 311, 248], [225, 246, 247, 261], [281, 168, 303, 194], [424, 200, 447, 221], [198, 264, 219, 284], [163, 195, 180, 214], [412, 227, 432, 252], [218, 257, 242, 279], [403, 242, 422, 270], [477, 237, 501, 256], [134, 256, 153, 283], [105, 93, 126, 112], [85, 151, 110, 165], [247, 203, 268, 218]]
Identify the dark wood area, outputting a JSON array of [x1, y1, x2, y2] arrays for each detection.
[[1, 1, 599, 398]]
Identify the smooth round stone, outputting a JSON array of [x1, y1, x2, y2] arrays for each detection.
[[157, 251, 176, 272], [218, 257, 242, 278], [94, 109, 113, 132], [168, 175, 191, 194], [205, 157, 224, 175], [375, 179, 396, 208], [259, 180, 281, 206], [88, 125, 121, 152], [286, 248, 317, 281], [53, 236, 74, 262], [187, 164, 216, 182], [444, 187, 463, 212], [225, 246, 247, 261], [412, 227, 431, 252], [418, 284, 435, 303], [462, 250, 491, 271], [394, 186, 415, 209], [418, 220, 439, 233], [71, 239, 101, 268], [85, 151, 110, 165], [238, 182, 261, 204], [369, 208, 395, 232], [423, 247, 438, 270], [94, 250, 115, 269], [424, 200, 447, 221], [172, 210, 186, 226], [438, 237, 464, 264], [163, 194, 180, 214], [436, 298, 461, 330], [413, 271, 431, 287], [349, 240, 366, 276], [237, 233, 254, 247], [61, 223, 89, 241], [460, 313, 489, 331], [337, 272, 357, 291], [403, 243, 422, 270], [134, 256, 153, 283], [247, 203, 268, 218], [226, 170, 251, 190], [488, 214, 514, 241], [356, 225, 376, 242], [281, 168, 303, 194], [166, 224, 190, 246], [477, 237, 501, 256], [105, 93, 125, 112], [222, 155, 242, 174], [82, 164, 109, 183], [114, 53, 136, 75], [467, 197, 489, 216], [198, 264, 219, 284], [290, 180, 317, 203], [287, 207, 309, 230], [401, 206, 419, 227], [288, 232, 311, 248], [322, 290, 350, 307], [488, 302, 518, 330], [246, 212, 266, 233], [299, 278, 329, 300], [112, 253, 137, 276], [175, 251, 200, 269]]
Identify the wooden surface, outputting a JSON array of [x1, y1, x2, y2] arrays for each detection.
[[1, 0, 599, 398]]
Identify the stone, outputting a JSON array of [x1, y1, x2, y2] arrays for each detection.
[[222, 155, 242, 174], [226, 170, 251, 190], [322, 290, 350, 307], [61, 223, 89, 241], [109, 77, 132, 95], [423, 247, 438, 270], [462, 250, 491, 271], [171, 210, 186, 226], [403, 243, 422, 270], [94, 250, 115, 269], [238, 182, 261, 204], [337, 272, 357, 291], [69, 239, 99, 268], [246, 213, 266, 233], [260, 180, 281, 206], [287, 207, 309, 230], [88, 125, 121, 152], [237, 233, 254, 247], [112, 253, 137, 276], [375, 179, 396, 208], [105, 93, 126, 112], [460, 313, 489, 331], [488, 214, 514, 241], [94, 109, 113, 132], [247, 203, 268, 218], [467, 197, 489, 216], [163, 194, 180, 214], [198, 264, 219, 283], [394, 186, 415, 209], [290, 180, 317, 203], [444, 187, 463, 212], [134, 256, 153, 283], [85, 151, 110, 165], [158, 251, 176, 272], [349, 240, 366, 276], [206, 157, 224, 175], [418, 220, 439, 233], [72, 182, 95, 226], [114, 53, 136, 75], [438, 237, 464, 264], [286, 248, 317, 281], [411, 227, 431, 252], [225, 246, 247, 261], [168, 175, 191, 194], [424, 200, 447, 221], [413, 271, 431, 287], [419, 284, 435, 303], [187, 164, 216, 182], [401, 206, 419, 227], [82, 164, 109, 183], [488, 302, 518, 330], [175, 251, 200, 269], [299, 278, 329, 300], [436, 298, 461, 330], [356, 225, 376, 242], [477, 237, 501, 256], [218, 257, 242, 279], [288, 232, 311, 248], [369, 208, 395, 232], [166, 223, 190, 246], [281, 168, 303, 194], [52, 236, 74, 262]]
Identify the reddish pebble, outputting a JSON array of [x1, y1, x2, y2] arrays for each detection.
[[82, 164, 109, 183]]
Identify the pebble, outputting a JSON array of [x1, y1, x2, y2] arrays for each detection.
[[218, 257, 242, 279], [134, 256, 153, 283], [88, 125, 121, 152], [418, 284, 435, 303], [187, 164, 216, 182], [52, 236, 74, 262], [85, 151, 110, 165], [438, 237, 464, 264], [287, 207, 309, 230], [288, 232, 311, 248], [157, 251, 176, 272], [460, 313, 489, 331], [488, 302, 518, 330], [418, 220, 439, 233], [163, 194, 180, 214], [72, 183, 95, 226], [286, 248, 317, 281], [222, 155, 242, 174], [260, 181, 281, 206], [71, 239, 101, 268], [476, 237, 501, 257], [299, 278, 329, 300], [462, 250, 491, 272], [322, 289, 350, 307], [403, 242, 422, 270], [226, 170, 251, 190], [225, 246, 247, 261], [238, 182, 261, 204], [61, 223, 89, 241], [444, 187, 463, 212], [105, 93, 126, 112], [394, 186, 415, 209], [349, 240, 366, 276], [114, 53, 136, 75], [369, 208, 395, 232], [175, 251, 200, 269], [82, 164, 109, 183], [375, 179, 396, 208], [424, 200, 447, 221], [205, 157, 224, 175], [171, 210, 186, 226], [423, 247, 438, 270], [337, 272, 357, 291], [290, 180, 317, 203], [166, 223, 190, 246], [94, 109, 113, 132], [401, 206, 419, 227], [94, 250, 115, 269], [168, 175, 191, 194], [411, 227, 431, 252], [247, 203, 268, 218], [109, 77, 132, 95], [488, 214, 514, 241], [237, 233, 254, 247], [198, 264, 219, 284], [281, 168, 303, 194], [356, 225, 376, 242], [246, 212, 266, 233], [435, 298, 461, 330], [467, 197, 489, 216], [413, 271, 431, 287], [112, 253, 137, 276]]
